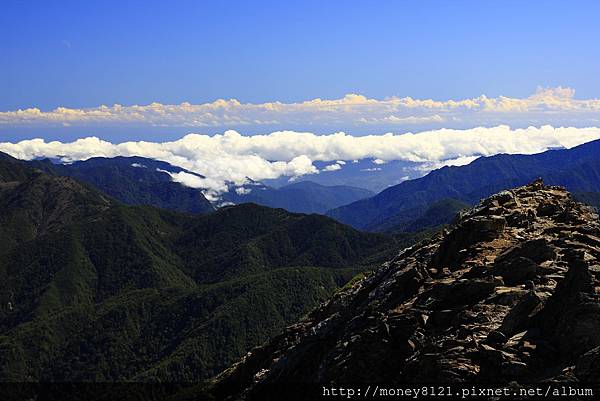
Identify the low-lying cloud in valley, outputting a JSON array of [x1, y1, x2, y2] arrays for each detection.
[[2, 125, 600, 199]]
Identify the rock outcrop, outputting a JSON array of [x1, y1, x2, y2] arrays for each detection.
[[214, 180, 600, 399]]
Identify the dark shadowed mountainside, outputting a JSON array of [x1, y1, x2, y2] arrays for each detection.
[[0, 152, 37, 183], [222, 180, 374, 214], [30, 156, 216, 214], [328, 139, 600, 232], [366, 198, 470, 233]]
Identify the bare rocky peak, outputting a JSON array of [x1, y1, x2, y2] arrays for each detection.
[[215, 179, 600, 399]]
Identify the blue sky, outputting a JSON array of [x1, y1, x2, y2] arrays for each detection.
[[1, 0, 600, 144], [2, 0, 600, 111]]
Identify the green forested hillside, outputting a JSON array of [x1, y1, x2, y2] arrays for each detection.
[[364, 198, 469, 233], [30, 156, 215, 214], [0, 156, 396, 382], [0, 152, 36, 183]]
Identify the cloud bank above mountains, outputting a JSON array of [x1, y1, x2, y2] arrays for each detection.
[[2, 87, 600, 132], [2, 125, 600, 198]]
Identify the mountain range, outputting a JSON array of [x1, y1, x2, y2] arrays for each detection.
[[221, 180, 373, 214], [3, 139, 600, 397], [0, 152, 396, 382], [263, 158, 422, 193], [30, 157, 373, 215], [23, 140, 600, 239], [31, 156, 216, 215], [327, 139, 600, 232]]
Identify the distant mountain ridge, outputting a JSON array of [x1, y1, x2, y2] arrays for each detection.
[[31, 156, 216, 214], [574, 192, 600, 210], [222, 180, 374, 214], [25, 156, 373, 215], [328, 139, 600, 232]]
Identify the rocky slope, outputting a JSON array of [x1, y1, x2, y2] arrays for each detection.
[[215, 180, 600, 399]]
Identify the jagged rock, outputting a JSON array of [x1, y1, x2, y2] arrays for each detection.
[[496, 239, 557, 265], [214, 181, 600, 401], [553, 303, 600, 358], [505, 209, 536, 228], [537, 201, 565, 217], [498, 291, 541, 336], [574, 346, 600, 381], [416, 278, 497, 310], [489, 190, 517, 206], [431, 216, 506, 269], [493, 256, 538, 285], [486, 330, 507, 345], [429, 309, 458, 327], [501, 361, 528, 376]]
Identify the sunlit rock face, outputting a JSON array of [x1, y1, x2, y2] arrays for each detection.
[[216, 180, 600, 400]]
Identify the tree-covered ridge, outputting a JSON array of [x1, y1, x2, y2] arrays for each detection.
[[327, 139, 600, 232], [31, 156, 215, 214], [0, 152, 39, 183], [0, 156, 397, 382]]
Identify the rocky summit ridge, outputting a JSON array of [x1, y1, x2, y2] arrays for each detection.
[[214, 180, 600, 399]]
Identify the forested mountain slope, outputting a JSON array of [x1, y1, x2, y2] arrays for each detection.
[[0, 154, 395, 382]]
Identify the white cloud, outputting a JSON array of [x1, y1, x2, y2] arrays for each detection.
[[414, 155, 482, 172], [156, 169, 203, 188], [323, 163, 342, 172], [131, 162, 147, 168], [1, 87, 600, 129], [156, 169, 227, 201], [2, 125, 600, 198], [359, 114, 445, 125], [372, 158, 387, 165], [235, 187, 252, 195]]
